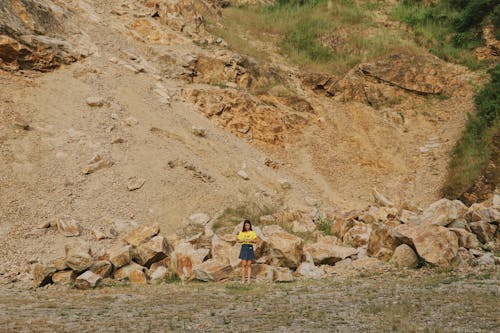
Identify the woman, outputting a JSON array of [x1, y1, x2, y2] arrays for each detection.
[[237, 219, 257, 284]]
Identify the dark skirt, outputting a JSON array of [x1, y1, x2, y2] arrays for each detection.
[[239, 244, 256, 260]]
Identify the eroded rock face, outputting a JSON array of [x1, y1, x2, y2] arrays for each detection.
[[304, 236, 356, 265], [320, 53, 473, 107], [262, 225, 304, 268], [0, 0, 89, 71]]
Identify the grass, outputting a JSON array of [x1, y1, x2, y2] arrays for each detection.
[[212, 201, 276, 234], [389, 0, 497, 70], [205, 0, 418, 76], [442, 64, 500, 199]]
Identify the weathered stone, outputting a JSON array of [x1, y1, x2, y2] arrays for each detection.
[[86, 96, 106, 107], [420, 199, 467, 226], [295, 262, 324, 279], [149, 266, 169, 282], [291, 219, 316, 233], [50, 258, 68, 271], [237, 170, 249, 180], [32, 263, 57, 287], [393, 225, 459, 267], [37, 220, 51, 229], [273, 267, 294, 282], [56, 218, 80, 237], [75, 271, 101, 289], [469, 221, 497, 244], [389, 244, 418, 268], [262, 225, 303, 268], [476, 253, 495, 266], [52, 270, 77, 285], [454, 248, 475, 267], [191, 126, 206, 137], [81, 155, 113, 174], [65, 242, 93, 271], [132, 235, 168, 267], [188, 213, 210, 225], [448, 218, 470, 230], [107, 245, 132, 268], [372, 188, 394, 207], [399, 210, 418, 224], [194, 259, 233, 282], [171, 242, 208, 281], [304, 236, 356, 265], [89, 260, 112, 278], [466, 203, 500, 223], [367, 223, 400, 260], [127, 176, 146, 191], [114, 262, 146, 280], [123, 223, 160, 246], [124, 116, 139, 126], [343, 221, 371, 247], [250, 264, 274, 282], [92, 228, 108, 241], [449, 228, 480, 249], [211, 234, 232, 264], [129, 270, 148, 284]]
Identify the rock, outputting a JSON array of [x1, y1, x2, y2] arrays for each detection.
[[92, 228, 108, 240], [132, 235, 169, 267], [82, 155, 114, 174], [111, 137, 126, 144], [393, 225, 459, 267], [251, 264, 274, 282], [123, 223, 160, 246], [114, 262, 146, 281], [449, 228, 480, 249], [107, 245, 132, 268], [12, 116, 30, 130], [295, 262, 324, 279], [52, 270, 77, 285], [188, 213, 210, 226], [191, 126, 206, 137], [493, 191, 500, 207], [211, 235, 233, 264], [194, 259, 233, 282], [476, 253, 495, 266], [171, 242, 208, 281], [343, 221, 371, 247], [399, 210, 418, 224], [75, 271, 102, 289], [129, 269, 148, 284], [420, 199, 467, 226], [291, 219, 316, 233], [469, 221, 497, 244], [32, 263, 57, 287], [56, 217, 80, 237], [273, 267, 294, 282], [86, 97, 106, 107], [372, 188, 394, 207], [149, 266, 169, 282], [237, 170, 249, 180], [304, 238, 357, 265], [259, 215, 276, 223], [448, 218, 470, 230], [454, 248, 475, 267], [50, 258, 68, 271], [37, 220, 51, 229], [466, 203, 500, 223], [89, 260, 113, 278], [367, 223, 400, 260], [127, 176, 146, 191], [389, 244, 418, 268], [123, 116, 139, 126], [278, 179, 291, 190], [262, 225, 303, 268], [65, 242, 93, 271]]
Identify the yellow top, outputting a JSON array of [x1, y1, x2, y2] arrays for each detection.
[[237, 230, 257, 244]]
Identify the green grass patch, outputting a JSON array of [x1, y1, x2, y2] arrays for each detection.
[[443, 64, 500, 198]]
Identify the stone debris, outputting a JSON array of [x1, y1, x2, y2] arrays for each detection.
[[75, 271, 102, 289], [56, 218, 81, 237], [191, 126, 206, 137], [127, 176, 146, 191], [237, 170, 249, 180]]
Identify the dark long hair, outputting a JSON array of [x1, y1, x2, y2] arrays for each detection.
[[242, 219, 252, 232]]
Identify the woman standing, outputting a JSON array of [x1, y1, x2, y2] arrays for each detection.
[[237, 219, 257, 284]]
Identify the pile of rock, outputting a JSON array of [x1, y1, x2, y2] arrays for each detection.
[[32, 191, 499, 289]]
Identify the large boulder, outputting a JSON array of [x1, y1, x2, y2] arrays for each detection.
[[114, 262, 147, 281], [52, 270, 77, 285], [343, 221, 371, 247], [419, 199, 468, 226], [393, 225, 459, 267], [170, 242, 209, 281], [449, 228, 480, 249], [56, 217, 81, 237], [65, 241, 93, 271], [32, 263, 57, 287], [193, 259, 233, 282], [89, 260, 113, 278], [273, 267, 294, 282], [389, 244, 418, 269], [304, 236, 356, 265], [251, 264, 274, 282], [295, 262, 324, 279], [123, 223, 160, 246], [107, 245, 132, 269], [367, 223, 400, 260], [132, 235, 169, 267], [469, 221, 497, 244], [262, 225, 303, 268], [75, 271, 101, 289]]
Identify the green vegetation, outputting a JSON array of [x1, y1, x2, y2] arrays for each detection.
[[443, 64, 500, 198], [206, 0, 416, 75], [390, 0, 499, 69], [212, 201, 276, 234]]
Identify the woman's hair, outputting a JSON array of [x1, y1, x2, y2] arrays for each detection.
[[242, 219, 252, 232]]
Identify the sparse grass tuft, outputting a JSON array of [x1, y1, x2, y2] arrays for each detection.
[[213, 201, 276, 234]]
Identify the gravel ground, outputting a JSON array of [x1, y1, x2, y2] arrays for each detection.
[[1, 267, 498, 333]]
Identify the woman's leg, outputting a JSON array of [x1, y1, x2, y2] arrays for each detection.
[[247, 261, 252, 283], [241, 260, 246, 283]]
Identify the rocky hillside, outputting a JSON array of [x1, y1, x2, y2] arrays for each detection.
[[0, 0, 497, 283]]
